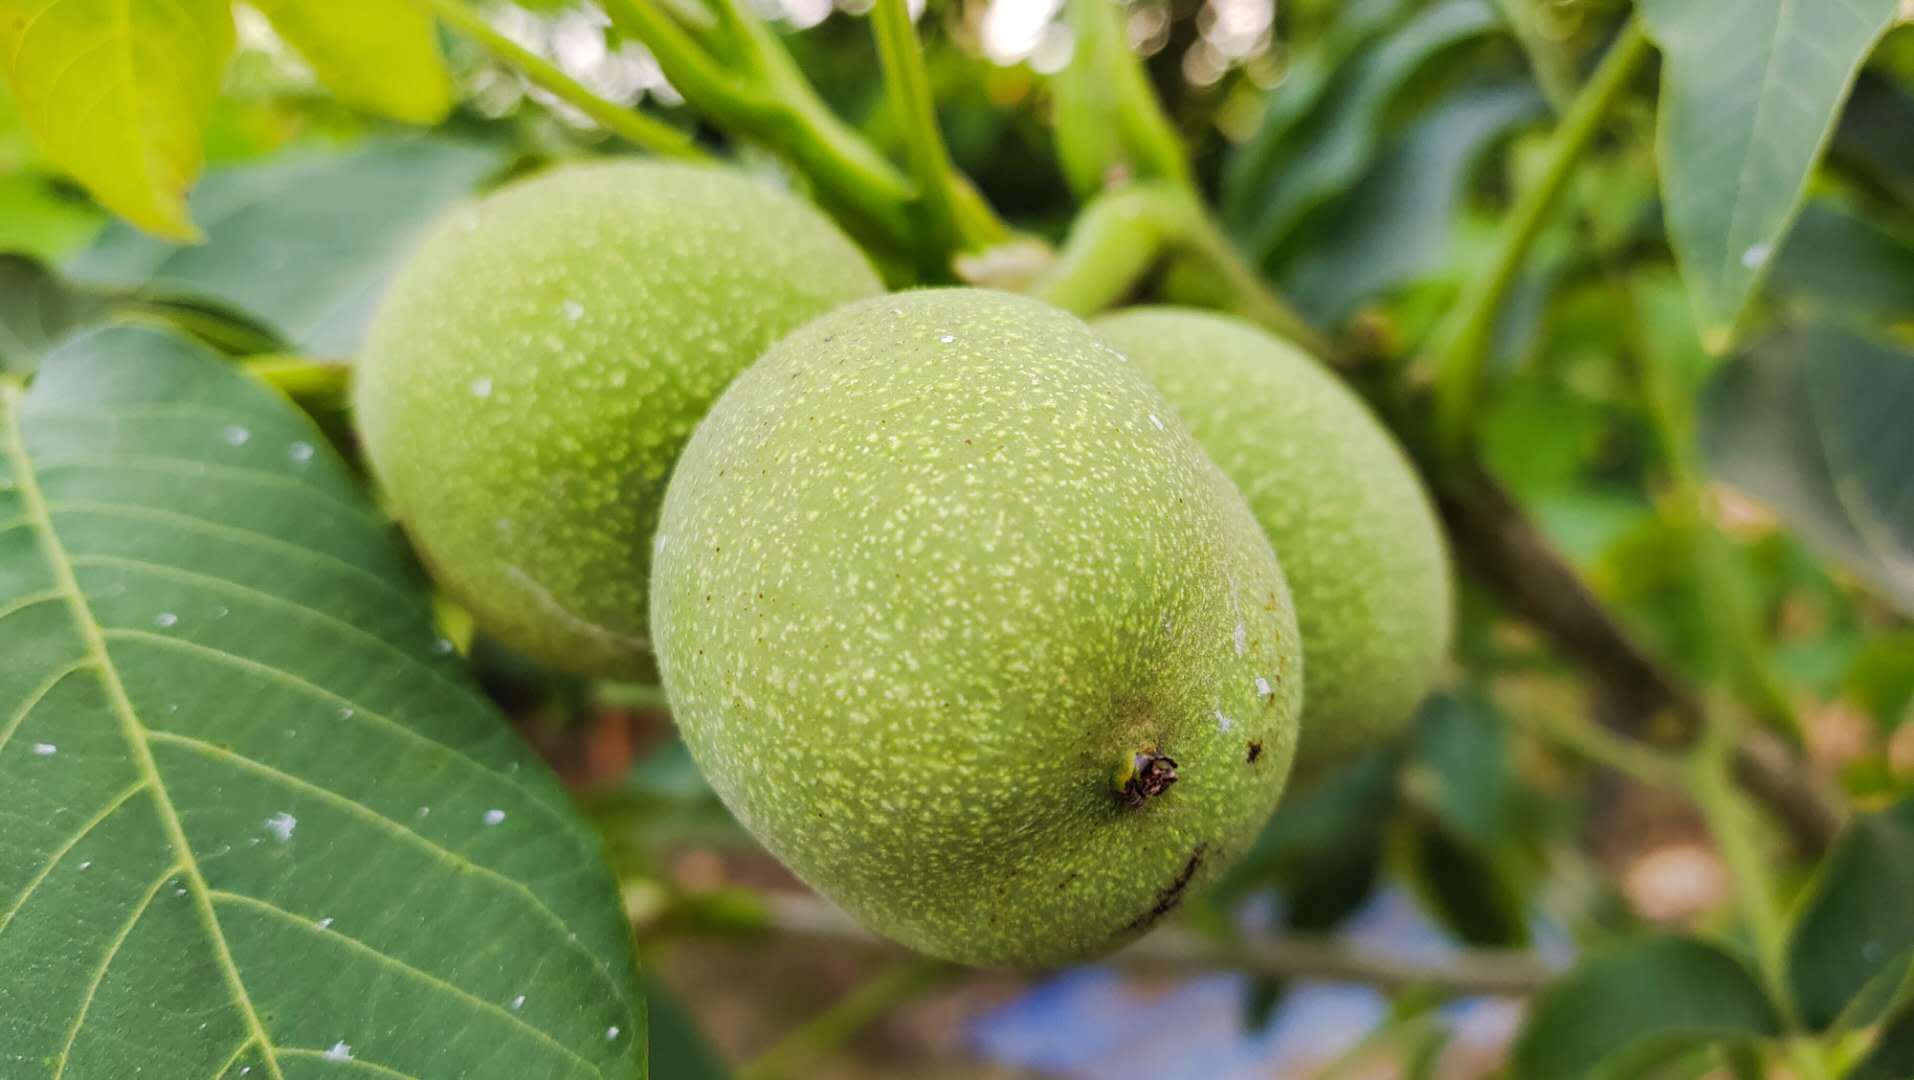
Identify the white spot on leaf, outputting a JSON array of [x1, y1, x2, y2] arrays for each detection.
[[288, 441, 315, 464], [222, 425, 251, 446], [321, 1042, 352, 1062], [264, 812, 297, 842], [483, 809, 506, 826], [31, 742, 55, 756], [1741, 243, 1773, 269], [154, 612, 178, 629]]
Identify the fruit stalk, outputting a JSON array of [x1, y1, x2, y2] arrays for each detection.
[[1429, 16, 1653, 455], [419, 0, 704, 160]]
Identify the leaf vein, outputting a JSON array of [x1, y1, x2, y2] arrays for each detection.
[[4, 384, 288, 1080], [44, 498, 413, 605], [141, 727, 630, 1009], [103, 624, 580, 827], [0, 656, 96, 757], [0, 780, 148, 935], [209, 889, 603, 1079], [52, 862, 182, 1078]]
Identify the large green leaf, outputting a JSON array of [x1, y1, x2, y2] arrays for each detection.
[[1232, 0, 1503, 264], [1785, 798, 1914, 1030], [1511, 936, 1782, 1079], [1639, 0, 1902, 351], [1219, 0, 1412, 225], [0, 326, 644, 1076], [68, 138, 506, 358], [250, 0, 453, 125], [1698, 326, 1914, 615], [0, 0, 234, 239], [1284, 79, 1546, 323]]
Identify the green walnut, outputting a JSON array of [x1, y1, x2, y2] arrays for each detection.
[[652, 289, 1304, 967], [1093, 307, 1452, 776], [354, 160, 882, 677]]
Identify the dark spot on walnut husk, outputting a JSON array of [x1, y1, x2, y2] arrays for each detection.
[[1118, 752, 1178, 808], [1120, 844, 1208, 934], [1246, 740, 1263, 764]]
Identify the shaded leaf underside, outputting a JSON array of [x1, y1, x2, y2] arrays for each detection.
[[0, 328, 641, 1078]]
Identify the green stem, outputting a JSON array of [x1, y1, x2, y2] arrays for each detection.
[[604, 0, 918, 252], [1691, 699, 1801, 1025], [735, 957, 954, 1080], [870, 0, 964, 268], [1432, 16, 1650, 454], [1028, 184, 1337, 359], [421, 0, 703, 159], [1028, 183, 1191, 314], [1180, 210, 1340, 359], [594, 680, 672, 711], [1504, 703, 1686, 788], [1065, 0, 1191, 189]]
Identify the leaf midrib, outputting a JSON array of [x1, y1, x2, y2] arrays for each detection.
[[1, 383, 287, 1080]]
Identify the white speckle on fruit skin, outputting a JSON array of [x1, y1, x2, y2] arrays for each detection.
[[483, 809, 506, 826], [651, 289, 1304, 968], [1232, 622, 1247, 657], [264, 812, 297, 842], [1255, 676, 1273, 700], [1148, 413, 1165, 431], [1215, 710, 1233, 733], [31, 742, 55, 756], [470, 376, 494, 398], [350, 161, 883, 678]]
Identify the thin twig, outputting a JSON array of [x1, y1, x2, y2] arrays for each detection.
[[870, 0, 965, 267], [421, 0, 704, 159], [1430, 16, 1651, 452], [736, 955, 957, 1080], [744, 893, 1563, 998], [602, 0, 919, 251]]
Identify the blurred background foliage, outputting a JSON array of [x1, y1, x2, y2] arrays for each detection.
[[3, 0, 1913, 1075]]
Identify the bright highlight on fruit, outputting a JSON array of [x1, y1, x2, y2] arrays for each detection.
[[355, 161, 883, 677], [652, 289, 1305, 967]]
